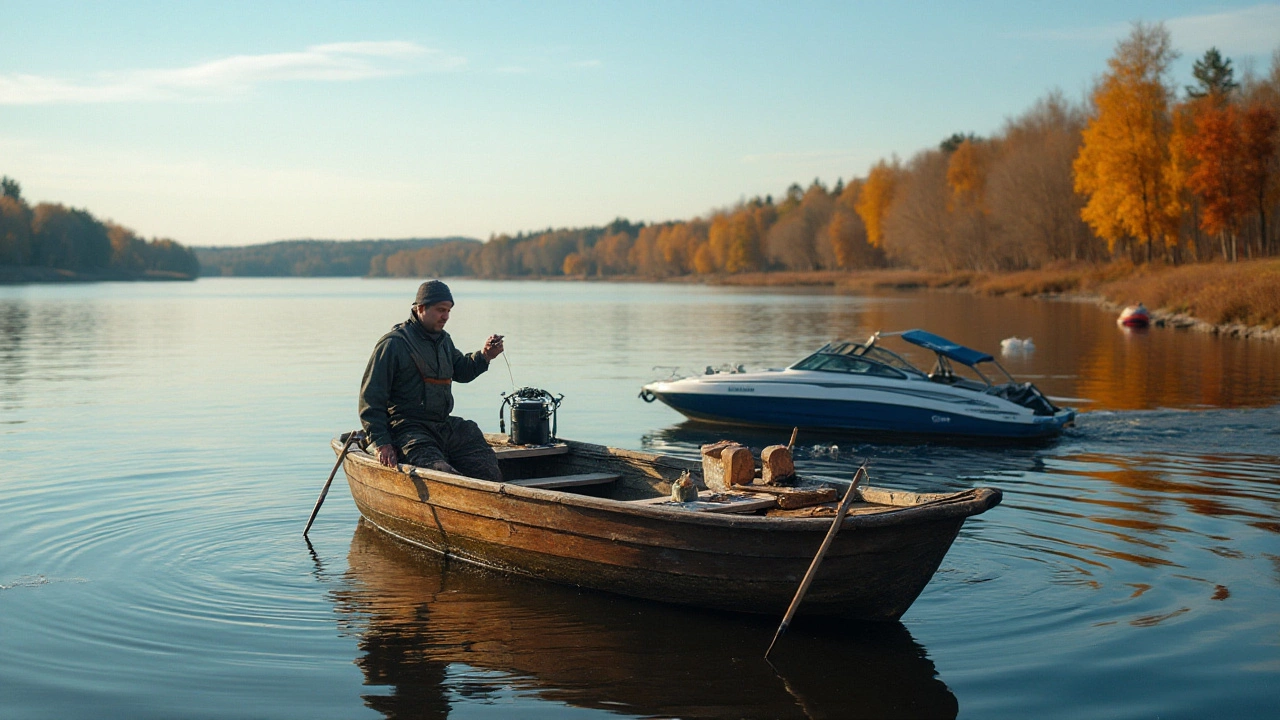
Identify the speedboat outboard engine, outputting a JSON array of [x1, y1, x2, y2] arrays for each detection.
[[500, 387, 564, 445]]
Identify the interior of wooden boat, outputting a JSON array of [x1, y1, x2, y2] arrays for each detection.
[[339, 431, 973, 518], [470, 433, 962, 518]]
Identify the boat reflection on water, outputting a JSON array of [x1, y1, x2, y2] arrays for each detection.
[[333, 520, 959, 720]]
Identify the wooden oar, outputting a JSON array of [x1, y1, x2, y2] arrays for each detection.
[[303, 430, 363, 537], [765, 463, 867, 659]]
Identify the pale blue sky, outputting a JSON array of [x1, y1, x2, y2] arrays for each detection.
[[2, 1, 1278, 247]]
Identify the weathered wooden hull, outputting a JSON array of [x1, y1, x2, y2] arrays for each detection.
[[336, 435, 1001, 621]]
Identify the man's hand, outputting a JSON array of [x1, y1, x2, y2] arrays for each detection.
[[377, 444, 399, 467], [482, 334, 505, 361]]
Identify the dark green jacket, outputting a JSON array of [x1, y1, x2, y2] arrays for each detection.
[[359, 314, 489, 450]]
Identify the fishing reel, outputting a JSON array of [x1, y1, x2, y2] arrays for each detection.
[[499, 387, 564, 446]]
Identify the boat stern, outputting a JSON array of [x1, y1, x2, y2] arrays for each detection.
[[1028, 406, 1076, 436]]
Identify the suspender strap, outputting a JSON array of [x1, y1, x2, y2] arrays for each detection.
[[394, 327, 452, 387]]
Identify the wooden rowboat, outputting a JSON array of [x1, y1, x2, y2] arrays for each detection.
[[333, 432, 1002, 621]]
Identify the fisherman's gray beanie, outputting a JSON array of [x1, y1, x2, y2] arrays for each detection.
[[414, 280, 453, 307]]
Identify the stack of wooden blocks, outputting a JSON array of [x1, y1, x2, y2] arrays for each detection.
[[696, 441, 834, 510]]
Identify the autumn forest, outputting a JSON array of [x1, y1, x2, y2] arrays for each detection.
[[375, 24, 1280, 281], [4, 23, 1278, 287], [0, 177, 200, 279]]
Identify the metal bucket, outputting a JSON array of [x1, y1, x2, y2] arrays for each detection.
[[510, 398, 552, 445]]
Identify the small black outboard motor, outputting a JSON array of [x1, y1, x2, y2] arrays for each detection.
[[499, 387, 564, 445]]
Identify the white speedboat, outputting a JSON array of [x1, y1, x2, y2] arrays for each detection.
[[640, 330, 1075, 439]]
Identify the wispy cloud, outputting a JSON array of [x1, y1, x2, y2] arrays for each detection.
[[0, 41, 464, 105], [1166, 4, 1280, 56], [1007, 3, 1280, 56]]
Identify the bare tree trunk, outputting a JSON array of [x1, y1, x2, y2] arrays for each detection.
[[1265, 207, 1273, 257], [1258, 207, 1268, 258]]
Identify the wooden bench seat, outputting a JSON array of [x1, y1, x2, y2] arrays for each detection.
[[493, 444, 570, 460], [630, 490, 777, 514], [507, 472, 620, 490]]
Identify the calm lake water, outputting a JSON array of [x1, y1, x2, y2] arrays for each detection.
[[2, 277, 1278, 719]]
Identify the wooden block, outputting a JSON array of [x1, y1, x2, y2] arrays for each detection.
[[775, 489, 836, 510], [738, 484, 836, 509], [701, 441, 744, 491], [721, 445, 755, 486], [699, 440, 738, 459], [701, 453, 727, 491], [760, 445, 795, 485]]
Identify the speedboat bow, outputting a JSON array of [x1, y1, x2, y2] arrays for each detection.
[[640, 330, 1075, 439]]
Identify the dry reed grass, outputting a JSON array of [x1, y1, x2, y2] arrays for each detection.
[[1097, 259, 1280, 327], [629, 259, 1280, 331]]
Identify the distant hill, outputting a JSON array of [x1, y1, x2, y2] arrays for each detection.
[[194, 237, 479, 277], [0, 175, 200, 282]]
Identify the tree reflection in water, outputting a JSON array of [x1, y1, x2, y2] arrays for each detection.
[[330, 520, 959, 719]]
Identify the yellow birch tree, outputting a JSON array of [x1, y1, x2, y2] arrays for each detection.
[[855, 160, 898, 248], [1073, 22, 1181, 262]]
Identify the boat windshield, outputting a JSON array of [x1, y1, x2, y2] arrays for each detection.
[[860, 345, 925, 376], [791, 343, 924, 379]]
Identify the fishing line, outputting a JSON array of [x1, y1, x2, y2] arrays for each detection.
[[502, 347, 517, 392]]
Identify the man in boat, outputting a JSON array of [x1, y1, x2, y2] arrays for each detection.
[[359, 280, 505, 481]]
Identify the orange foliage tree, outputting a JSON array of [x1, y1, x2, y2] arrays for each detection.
[[1074, 22, 1181, 262], [827, 179, 873, 268], [628, 225, 661, 276], [692, 243, 716, 274], [593, 231, 633, 275], [0, 194, 33, 264], [562, 251, 586, 276], [1240, 103, 1280, 257], [1183, 100, 1248, 260], [855, 160, 898, 248], [946, 139, 989, 212], [706, 214, 732, 271], [726, 205, 767, 272]]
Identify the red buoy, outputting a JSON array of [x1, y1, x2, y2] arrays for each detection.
[[1118, 303, 1151, 328]]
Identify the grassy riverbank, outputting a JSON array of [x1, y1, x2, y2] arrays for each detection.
[[700, 259, 1280, 337]]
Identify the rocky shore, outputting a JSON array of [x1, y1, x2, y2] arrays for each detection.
[[1093, 297, 1280, 341]]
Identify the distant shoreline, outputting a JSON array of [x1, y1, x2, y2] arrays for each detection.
[[549, 261, 1280, 341], [0, 265, 196, 284], [8, 260, 1275, 341]]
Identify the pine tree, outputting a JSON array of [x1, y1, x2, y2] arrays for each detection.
[[1186, 47, 1239, 100]]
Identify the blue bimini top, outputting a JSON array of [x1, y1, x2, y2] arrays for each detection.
[[901, 329, 993, 366]]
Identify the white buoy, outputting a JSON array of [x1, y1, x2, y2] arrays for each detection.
[[1001, 337, 1035, 355]]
